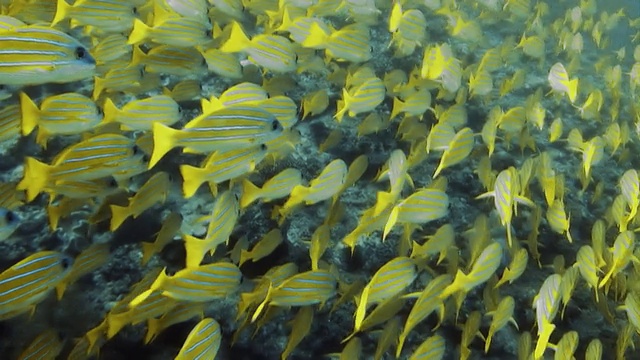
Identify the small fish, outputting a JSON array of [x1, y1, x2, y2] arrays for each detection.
[[55, 243, 110, 299], [409, 334, 445, 360], [433, 127, 474, 178], [19, 92, 102, 140], [355, 257, 417, 332], [495, 248, 528, 288], [221, 22, 297, 73], [145, 303, 205, 344], [302, 89, 329, 120], [546, 200, 573, 243], [383, 188, 449, 240], [240, 168, 302, 208], [252, 269, 337, 322], [180, 144, 268, 198], [548, 62, 579, 103], [281, 307, 314, 360], [410, 223, 455, 265], [163, 79, 202, 102], [92, 65, 144, 100], [280, 159, 347, 219], [200, 48, 243, 79], [17, 329, 63, 360], [240, 228, 283, 266], [110, 172, 171, 231], [599, 231, 636, 288], [130, 262, 241, 306], [128, 5, 212, 47], [141, 212, 183, 265], [335, 77, 386, 122], [0, 251, 73, 318], [175, 318, 221, 360], [131, 45, 207, 77], [149, 105, 283, 168], [102, 95, 181, 131], [396, 274, 451, 357], [183, 191, 239, 268], [440, 242, 502, 299], [533, 274, 561, 359], [304, 22, 371, 63], [485, 296, 518, 353], [0, 25, 95, 86], [52, 0, 137, 32]]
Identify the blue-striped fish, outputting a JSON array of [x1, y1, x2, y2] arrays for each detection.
[[163, 79, 202, 102], [180, 144, 268, 198], [130, 262, 241, 307], [433, 127, 474, 178], [200, 48, 243, 79], [103, 95, 180, 131], [409, 334, 445, 360], [131, 45, 207, 77], [304, 23, 371, 63], [183, 191, 239, 268], [335, 77, 385, 122], [0, 26, 95, 86], [18, 134, 141, 201], [52, 0, 137, 32], [175, 318, 221, 360], [280, 159, 347, 220], [252, 269, 337, 322], [440, 242, 502, 299], [92, 64, 143, 100], [240, 168, 302, 208], [221, 22, 297, 73], [128, 11, 212, 47], [107, 290, 178, 339], [19, 92, 102, 138], [355, 257, 417, 332], [0, 251, 73, 318], [383, 188, 449, 240], [141, 212, 183, 265], [149, 105, 283, 168]]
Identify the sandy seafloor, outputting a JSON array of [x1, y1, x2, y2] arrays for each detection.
[[1, 0, 640, 359]]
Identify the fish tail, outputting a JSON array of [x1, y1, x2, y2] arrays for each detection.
[[395, 332, 408, 358], [183, 234, 207, 268], [102, 98, 119, 124], [567, 78, 579, 103], [144, 318, 160, 344], [54, 282, 67, 301], [109, 205, 130, 231], [128, 19, 150, 45], [51, 0, 72, 26], [382, 206, 399, 241], [35, 128, 50, 148], [302, 21, 329, 48], [106, 315, 127, 339], [240, 179, 261, 208], [130, 45, 146, 67], [92, 76, 104, 101], [18, 157, 51, 202], [390, 97, 404, 120], [149, 122, 179, 169], [19, 92, 40, 136], [179, 164, 205, 198], [239, 249, 250, 266], [484, 331, 493, 353], [220, 22, 251, 53], [140, 242, 155, 265]]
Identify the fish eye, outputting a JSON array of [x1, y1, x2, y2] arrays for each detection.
[[132, 145, 140, 155], [75, 46, 87, 59], [271, 119, 280, 131], [205, 29, 213, 37], [108, 177, 118, 188], [4, 210, 16, 223], [132, 6, 138, 15], [142, 154, 150, 162], [260, 143, 267, 151], [60, 257, 72, 270]]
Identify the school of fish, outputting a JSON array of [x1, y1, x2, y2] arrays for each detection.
[[0, 0, 639, 359]]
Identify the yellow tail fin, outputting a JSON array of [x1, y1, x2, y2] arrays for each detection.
[[240, 179, 261, 208], [179, 164, 206, 198], [219, 22, 251, 53], [110, 205, 130, 231], [183, 234, 209, 268], [51, 0, 72, 26], [19, 92, 40, 136], [149, 122, 180, 169], [17, 157, 51, 202], [128, 18, 151, 45]]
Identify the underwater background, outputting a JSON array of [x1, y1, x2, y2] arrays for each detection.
[[1, 0, 640, 359]]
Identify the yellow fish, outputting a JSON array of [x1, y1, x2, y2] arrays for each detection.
[[175, 318, 221, 360], [110, 172, 171, 231], [0, 26, 95, 86]]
